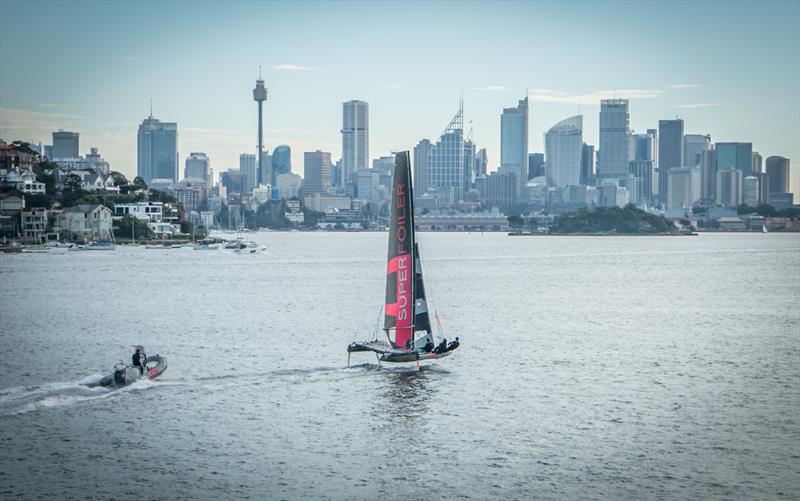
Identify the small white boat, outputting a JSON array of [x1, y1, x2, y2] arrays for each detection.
[[86, 240, 115, 251]]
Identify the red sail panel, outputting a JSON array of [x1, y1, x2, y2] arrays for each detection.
[[384, 151, 415, 349]]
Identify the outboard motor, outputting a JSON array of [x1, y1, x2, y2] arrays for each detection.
[[114, 368, 126, 385]]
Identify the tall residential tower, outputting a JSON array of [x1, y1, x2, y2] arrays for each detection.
[[500, 96, 529, 199], [341, 100, 369, 187], [598, 99, 629, 180]]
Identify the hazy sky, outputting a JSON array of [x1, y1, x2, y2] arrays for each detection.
[[1, 1, 798, 192]]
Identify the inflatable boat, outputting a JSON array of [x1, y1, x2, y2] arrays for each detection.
[[94, 354, 168, 387]]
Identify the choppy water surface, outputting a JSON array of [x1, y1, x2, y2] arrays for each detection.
[[1, 232, 798, 500]]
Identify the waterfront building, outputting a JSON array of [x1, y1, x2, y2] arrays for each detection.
[[52, 130, 79, 159], [341, 100, 369, 186], [239, 153, 256, 196], [20, 208, 47, 242], [768, 192, 794, 209], [765, 156, 790, 194], [276, 172, 302, 199], [544, 115, 583, 188], [416, 211, 510, 231], [482, 170, 517, 209], [185, 152, 210, 182], [303, 150, 332, 196], [60, 204, 113, 241], [683, 134, 711, 168], [137, 114, 178, 184], [716, 168, 743, 208], [501, 96, 529, 199], [743, 175, 760, 207], [114, 202, 164, 222], [667, 167, 699, 209], [428, 103, 465, 206], [716, 142, 753, 175], [528, 152, 544, 180], [253, 74, 268, 186], [303, 193, 353, 212], [658, 119, 684, 204], [598, 99, 629, 180]]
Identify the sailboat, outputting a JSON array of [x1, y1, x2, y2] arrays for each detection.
[[348, 151, 460, 365]]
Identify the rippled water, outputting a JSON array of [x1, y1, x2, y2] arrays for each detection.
[[1, 232, 798, 500]]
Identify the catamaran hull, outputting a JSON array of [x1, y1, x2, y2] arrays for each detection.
[[94, 355, 168, 387], [348, 341, 457, 363]]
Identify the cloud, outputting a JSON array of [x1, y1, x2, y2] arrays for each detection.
[[670, 84, 700, 89], [271, 64, 312, 71], [385, 84, 401, 89], [673, 103, 721, 109], [528, 89, 662, 105], [478, 85, 508, 91], [32, 102, 64, 108], [528, 88, 566, 96]]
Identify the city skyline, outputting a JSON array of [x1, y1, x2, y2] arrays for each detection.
[[0, 1, 798, 194]]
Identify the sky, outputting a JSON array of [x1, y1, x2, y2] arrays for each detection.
[[1, 0, 798, 193]]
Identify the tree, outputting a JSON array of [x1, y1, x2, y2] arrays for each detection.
[[132, 176, 148, 190], [507, 215, 524, 228], [64, 174, 83, 192], [109, 171, 128, 187], [114, 215, 154, 241], [25, 192, 53, 209]]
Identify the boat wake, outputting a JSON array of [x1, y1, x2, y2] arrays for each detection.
[[0, 375, 163, 416]]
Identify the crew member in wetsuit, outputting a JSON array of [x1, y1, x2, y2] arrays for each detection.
[[423, 339, 435, 352], [132, 348, 146, 374], [434, 338, 447, 354], [447, 337, 460, 351]]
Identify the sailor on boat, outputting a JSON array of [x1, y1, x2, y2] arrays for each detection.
[[347, 150, 461, 365], [132, 346, 146, 374]]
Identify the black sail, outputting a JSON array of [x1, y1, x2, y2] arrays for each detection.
[[413, 243, 432, 335]]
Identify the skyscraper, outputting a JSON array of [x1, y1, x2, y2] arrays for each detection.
[[303, 150, 332, 196], [683, 134, 711, 168], [716, 168, 742, 208], [253, 73, 268, 186], [52, 131, 79, 159], [752, 151, 763, 174], [544, 115, 583, 188], [341, 100, 369, 186], [239, 153, 256, 195], [581, 144, 595, 185], [528, 152, 545, 180], [271, 145, 291, 178], [699, 149, 717, 201], [474, 148, 488, 179], [185, 152, 210, 181], [765, 156, 790, 193], [500, 96, 529, 199], [658, 119, 684, 203], [413, 139, 432, 194], [598, 99, 629, 179], [427, 104, 465, 206], [743, 176, 760, 207], [715, 142, 753, 176], [137, 114, 178, 184]]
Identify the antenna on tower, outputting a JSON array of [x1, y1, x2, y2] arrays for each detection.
[[149, 98, 153, 118], [259, 65, 262, 79]]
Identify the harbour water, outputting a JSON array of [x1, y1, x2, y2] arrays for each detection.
[[1, 232, 798, 500]]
